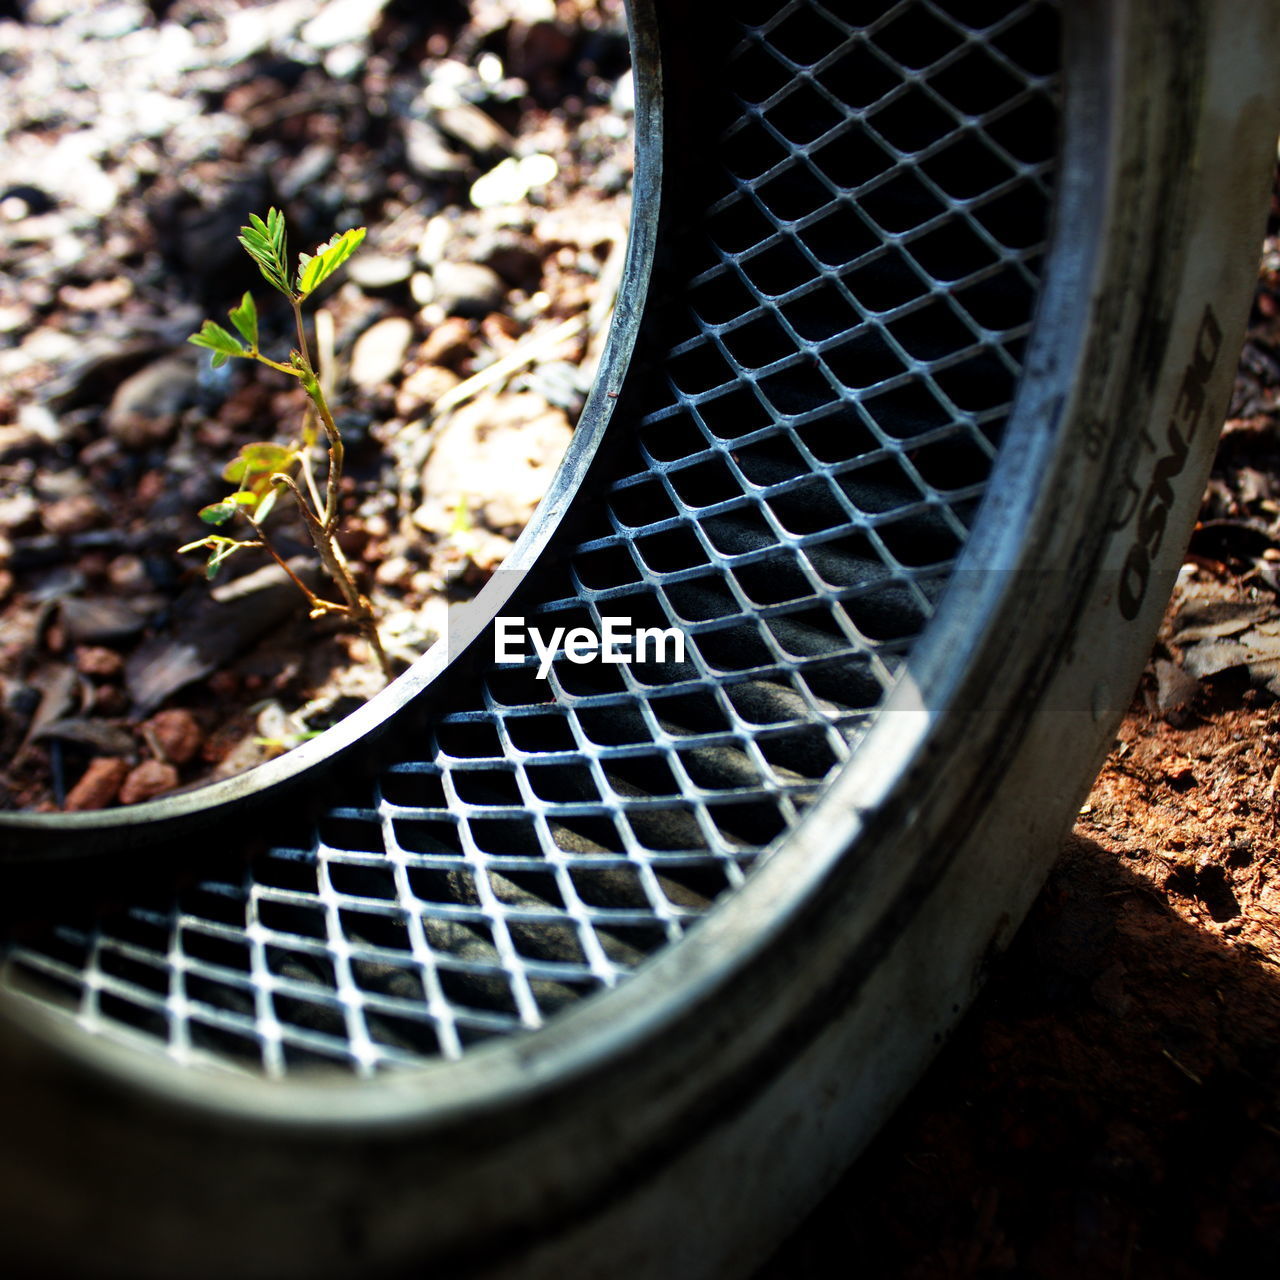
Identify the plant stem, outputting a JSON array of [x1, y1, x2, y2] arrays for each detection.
[[291, 295, 311, 370], [273, 305, 391, 684], [290, 296, 344, 530], [269, 472, 392, 680], [248, 525, 339, 616]]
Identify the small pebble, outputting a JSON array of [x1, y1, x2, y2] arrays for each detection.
[[75, 645, 124, 679], [375, 554, 416, 587], [409, 272, 436, 306], [402, 119, 470, 181], [433, 101, 513, 157], [140, 708, 203, 765], [431, 260, 506, 317], [42, 494, 103, 536], [349, 316, 414, 390], [395, 364, 461, 416], [470, 154, 558, 208], [416, 215, 454, 268], [64, 757, 130, 812], [119, 759, 180, 806], [418, 315, 474, 367], [60, 596, 146, 644], [105, 355, 199, 449], [0, 492, 39, 532], [107, 554, 150, 593], [347, 252, 413, 291]]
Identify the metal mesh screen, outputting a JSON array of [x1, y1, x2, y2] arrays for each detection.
[[1, 0, 1061, 1077]]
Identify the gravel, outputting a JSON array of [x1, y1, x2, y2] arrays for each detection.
[[0, 0, 633, 811]]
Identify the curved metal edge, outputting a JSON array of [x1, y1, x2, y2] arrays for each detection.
[[0, 0, 1126, 1156], [3, 2, 1279, 1277], [0, 0, 1088, 1151], [0, 4, 662, 863]]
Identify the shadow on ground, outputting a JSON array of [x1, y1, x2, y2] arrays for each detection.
[[757, 833, 1280, 1278]]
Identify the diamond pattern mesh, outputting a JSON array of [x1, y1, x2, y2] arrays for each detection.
[[1, 0, 1061, 1077]]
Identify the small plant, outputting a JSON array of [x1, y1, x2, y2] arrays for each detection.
[[181, 208, 391, 680]]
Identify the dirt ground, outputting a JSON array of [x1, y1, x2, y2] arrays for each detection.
[[757, 192, 1280, 1278], [760, 724, 1280, 1277]]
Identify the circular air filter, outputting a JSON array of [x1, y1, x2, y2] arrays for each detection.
[[1, 2, 1277, 1276]]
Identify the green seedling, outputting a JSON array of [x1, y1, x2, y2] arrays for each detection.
[[181, 209, 391, 681]]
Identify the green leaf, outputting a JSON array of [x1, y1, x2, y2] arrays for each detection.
[[238, 209, 292, 297], [222, 442, 296, 523], [198, 499, 240, 525], [296, 226, 366, 297], [223, 442, 293, 486], [179, 535, 250, 581], [205, 539, 246, 580], [188, 319, 247, 368], [228, 292, 258, 348], [254, 484, 280, 525], [264, 207, 287, 262], [449, 496, 473, 535]]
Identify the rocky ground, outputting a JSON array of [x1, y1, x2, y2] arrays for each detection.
[[0, 0, 631, 811]]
